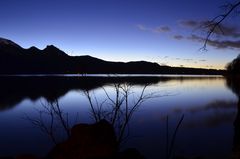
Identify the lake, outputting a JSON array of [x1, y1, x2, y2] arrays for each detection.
[[0, 75, 238, 159]]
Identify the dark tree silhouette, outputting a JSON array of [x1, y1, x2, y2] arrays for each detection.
[[226, 54, 240, 74]]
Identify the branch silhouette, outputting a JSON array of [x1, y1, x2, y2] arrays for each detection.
[[85, 82, 163, 145], [202, 1, 240, 50]]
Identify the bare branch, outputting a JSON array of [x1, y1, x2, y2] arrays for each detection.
[[24, 99, 73, 144], [84, 82, 158, 145], [202, 1, 240, 50]]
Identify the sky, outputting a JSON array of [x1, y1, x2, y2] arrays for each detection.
[[0, 0, 240, 69]]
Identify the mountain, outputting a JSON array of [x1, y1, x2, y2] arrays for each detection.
[[0, 37, 21, 48], [0, 37, 224, 75], [0, 38, 23, 56]]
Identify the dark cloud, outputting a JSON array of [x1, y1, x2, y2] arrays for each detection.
[[207, 39, 240, 49], [180, 20, 240, 38], [187, 34, 240, 50], [173, 100, 236, 114], [188, 100, 237, 113], [213, 24, 240, 38], [187, 34, 204, 42], [180, 20, 199, 27], [172, 100, 237, 128], [173, 35, 184, 40], [199, 59, 207, 62], [184, 112, 235, 128]]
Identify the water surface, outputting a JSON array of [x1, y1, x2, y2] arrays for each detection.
[[0, 75, 238, 159]]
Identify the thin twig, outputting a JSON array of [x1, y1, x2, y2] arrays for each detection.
[[202, 1, 240, 50], [168, 114, 185, 159]]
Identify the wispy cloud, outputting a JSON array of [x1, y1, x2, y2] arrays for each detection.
[[183, 58, 193, 62], [179, 20, 199, 28], [136, 24, 171, 34], [136, 24, 149, 31], [153, 26, 171, 33], [187, 34, 204, 42], [173, 35, 184, 40]]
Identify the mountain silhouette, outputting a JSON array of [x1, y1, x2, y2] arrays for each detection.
[[0, 37, 224, 74]]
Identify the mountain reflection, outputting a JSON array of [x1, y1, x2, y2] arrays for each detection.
[[0, 76, 159, 110], [0, 76, 221, 110]]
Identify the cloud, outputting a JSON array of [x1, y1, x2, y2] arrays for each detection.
[[199, 59, 207, 62], [207, 39, 240, 49], [188, 100, 236, 113], [136, 24, 149, 31], [180, 20, 199, 27], [173, 35, 184, 40], [183, 58, 193, 62], [185, 112, 235, 128], [136, 24, 171, 34], [172, 100, 237, 128], [187, 34, 204, 42], [180, 20, 240, 38], [213, 24, 240, 38], [153, 26, 171, 33], [187, 34, 240, 49]]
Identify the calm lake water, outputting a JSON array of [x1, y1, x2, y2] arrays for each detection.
[[0, 75, 239, 159]]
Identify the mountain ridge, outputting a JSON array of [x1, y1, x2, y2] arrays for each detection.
[[0, 37, 224, 75]]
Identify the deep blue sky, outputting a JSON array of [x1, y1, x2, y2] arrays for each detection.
[[1, 0, 239, 69]]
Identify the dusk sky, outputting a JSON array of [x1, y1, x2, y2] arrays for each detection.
[[1, 0, 240, 69]]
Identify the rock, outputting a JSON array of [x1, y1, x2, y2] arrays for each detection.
[[47, 120, 118, 159]]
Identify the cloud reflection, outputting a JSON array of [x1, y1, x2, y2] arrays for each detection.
[[172, 100, 237, 128]]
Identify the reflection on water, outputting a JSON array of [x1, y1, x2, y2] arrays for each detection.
[[0, 75, 238, 158], [226, 76, 240, 159]]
